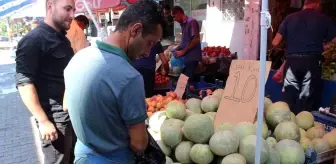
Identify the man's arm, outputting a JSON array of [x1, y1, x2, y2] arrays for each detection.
[[272, 33, 283, 47], [272, 18, 287, 47], [156, 42, 169, 73], [16, 37, 57, 141], [118, 75, 148, 155]]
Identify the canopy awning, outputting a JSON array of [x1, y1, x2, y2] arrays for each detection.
[[10, 0, 45, 19], [0, 0, 37, 18]]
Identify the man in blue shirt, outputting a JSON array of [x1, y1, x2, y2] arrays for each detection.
[[171, 6, 202, 83], [272, 0, 336, 114], [134, 42, 169, 97], [64, 1, 164, 163]]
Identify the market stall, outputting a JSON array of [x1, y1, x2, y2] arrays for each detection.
[[77, 0, 336, 163]]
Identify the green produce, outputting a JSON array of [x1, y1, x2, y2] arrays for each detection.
[[209, 131, 239, 156], [265, 101, 291, 128], [166, 100, 187, 120], [274, 121, 301, 142], [296, 111, 314, 130], [160, 119, 184, 147], [190, 144, 214, 164], [234, 122, 256, 141], [183, 114, 214, 143], [239, 135, 269, 164], [275, 139, 305, 164], [175, 141, 193, 163], [201, 95, 220, 112], [221, 153, 247, 164]]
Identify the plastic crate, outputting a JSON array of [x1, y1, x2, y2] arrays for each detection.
[[305, 148, 336, 164], [170, 76, 224, 99], [311, 111, 336, 132]]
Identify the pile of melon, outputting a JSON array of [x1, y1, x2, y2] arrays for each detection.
[[149, 96, 336, 164]]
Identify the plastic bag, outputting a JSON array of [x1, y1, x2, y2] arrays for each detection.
[[135, 130, 166, 164], [272, 61, 286, 84]]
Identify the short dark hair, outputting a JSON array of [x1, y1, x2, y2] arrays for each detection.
[[75, 15, 89, 26], [172, 6, 184, 14], [115, 0, 165, 36]]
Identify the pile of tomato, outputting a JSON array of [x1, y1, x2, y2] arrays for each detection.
[[202, 46, 231, 57], [155, 73, 170, 85]]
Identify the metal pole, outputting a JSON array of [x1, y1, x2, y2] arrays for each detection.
[[82, 0, 101, 39], [255, 0, 271, 163]]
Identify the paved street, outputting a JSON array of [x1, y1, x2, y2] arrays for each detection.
[[0, 62, 42, 164]]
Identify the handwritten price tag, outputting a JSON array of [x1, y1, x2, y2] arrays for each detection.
[[174, 74, 189, 99], [214, 60, 271, 126]]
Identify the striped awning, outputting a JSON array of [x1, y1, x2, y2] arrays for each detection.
[[0, 0, 37, 18]]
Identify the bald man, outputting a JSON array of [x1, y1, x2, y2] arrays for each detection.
[[15, 0, 76, 163]]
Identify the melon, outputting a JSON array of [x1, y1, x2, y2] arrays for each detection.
[[184, 109, 195, 121], [213, 89, 224, 99], [201, 95, 220, 112], [296, 111, 314, 130], [300, 137, 313, 151], [265, 101, 291, 128], [266, 148, 280, 164], [312, 138, 330, 153], [215, 122, 233, 132], [185, 98, 202, 114], [264, 97, 273, 112], [175, 141, 193, 163], [160, 119, 184, 147], [266, 137, 277, 148], [183, 114, 214, 143], [190, 144, 214, 164], [157, 140, 172, 156], [274, 121, 301, 142], [314, 122, 324, 129], [209, 131, 239, 156], [166, 156, 173, 164], [323, 132, 336, 149], [205, 112, 216, 121], [234, 122, 256, 141], [254, 122, 269, 139], [221, 153, 247, 164], [299, 128, 307, 139], [149, 111, 168, 133], [290, 112, 296, 124], [239, 135, 269, 164], [166, 100, 187, 120], [306, 126, 326, 140], [275, 139, 305, 164]]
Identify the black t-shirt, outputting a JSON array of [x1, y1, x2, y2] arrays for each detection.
[[278, 9, 336, 55]]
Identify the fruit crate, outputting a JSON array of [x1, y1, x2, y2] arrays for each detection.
[[311, 111, 336, 132], [170, 76, 224, 99], [305, 148, 336, 164]]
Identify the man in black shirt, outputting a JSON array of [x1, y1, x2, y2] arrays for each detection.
[[15, 0, 75, 163], [272, 0, 336, 114]]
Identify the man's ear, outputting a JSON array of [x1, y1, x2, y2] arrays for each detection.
[[130, 23, 143, 38]]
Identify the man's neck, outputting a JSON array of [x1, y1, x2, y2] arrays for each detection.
[[104, 32, 127, 53], [44, 18, 60, 32]]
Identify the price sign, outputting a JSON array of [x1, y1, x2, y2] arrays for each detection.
[[214, 60, 271, 126], [174, 74, 189, 99]]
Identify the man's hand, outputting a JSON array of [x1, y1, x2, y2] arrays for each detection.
[[175, 50, 185, 57], [39, 120, 58, 141]]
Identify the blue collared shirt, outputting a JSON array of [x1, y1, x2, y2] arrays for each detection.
[[179, 16, 202, 64]]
